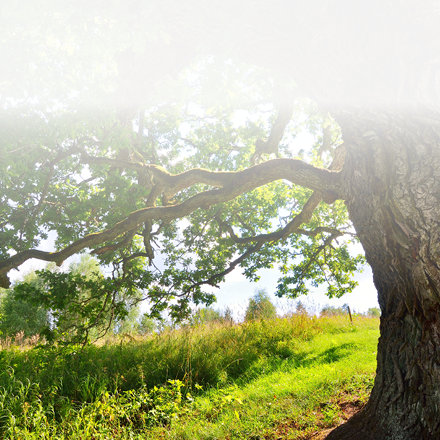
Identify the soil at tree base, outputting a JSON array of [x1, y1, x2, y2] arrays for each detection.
[[269, 400, 364, 439]]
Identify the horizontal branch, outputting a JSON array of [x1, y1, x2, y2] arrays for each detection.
[[0, 156, 344, 286], [82, 155, 342, 203], [184, 242, 265, 292], [216, 191, 323, 245], [185, 224, 344, 294]]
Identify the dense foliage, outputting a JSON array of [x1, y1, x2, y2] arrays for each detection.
[[0, 6, 365, 341]]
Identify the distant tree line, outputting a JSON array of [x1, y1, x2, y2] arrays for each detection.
[[320, 303, 380, 318]]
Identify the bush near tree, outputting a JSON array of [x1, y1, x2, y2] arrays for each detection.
[[0, 285, 49, 338], [136, 313, 158, 336], [367, 307, 381, 318], [190, 307, 223, 326]]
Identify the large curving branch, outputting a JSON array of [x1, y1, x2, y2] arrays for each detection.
[[83, 154, 343, 203], [0, 156, 344, 287], [184, 144, 347, 293]]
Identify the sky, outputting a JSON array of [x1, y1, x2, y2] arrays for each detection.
[[205, 244, 378, 318]]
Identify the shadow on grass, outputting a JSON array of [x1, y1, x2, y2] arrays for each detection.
[[307, 343, 359, 366], [238, 342, 359, 385]]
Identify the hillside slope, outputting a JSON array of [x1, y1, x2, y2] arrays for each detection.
[[0, 315, 379, 439]]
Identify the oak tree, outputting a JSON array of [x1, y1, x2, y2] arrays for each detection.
[[1, 2, 440, 438]]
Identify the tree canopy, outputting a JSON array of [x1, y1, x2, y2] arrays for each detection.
[[0, 4, 365, 327]]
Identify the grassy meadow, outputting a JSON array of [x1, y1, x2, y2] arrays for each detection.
[[0, 314, 379, 439]]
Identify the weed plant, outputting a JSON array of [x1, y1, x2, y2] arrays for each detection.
[[0, 314, 379, 439]]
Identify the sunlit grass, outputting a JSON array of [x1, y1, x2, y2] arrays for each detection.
[[0, 315, 379, 439], [148, 318, 378, 439]]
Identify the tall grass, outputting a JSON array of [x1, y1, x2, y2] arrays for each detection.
[[0, 314, 379, 439]]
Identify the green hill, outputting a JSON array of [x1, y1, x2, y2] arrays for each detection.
[[0, 315, 379, 439]]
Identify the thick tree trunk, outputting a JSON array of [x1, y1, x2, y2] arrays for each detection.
[[233, 4, 440, 435], [277, 4, 440, 435], [326, 110, 440, 439]]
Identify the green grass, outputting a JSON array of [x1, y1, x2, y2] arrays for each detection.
[[0, 315, 379, 439]]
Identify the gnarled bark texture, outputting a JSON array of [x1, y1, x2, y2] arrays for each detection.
[[64, 2, 440, 437], [267, 3, 440, 436]]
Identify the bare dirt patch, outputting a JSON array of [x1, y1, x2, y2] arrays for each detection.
[[265, 399, 365, 440]]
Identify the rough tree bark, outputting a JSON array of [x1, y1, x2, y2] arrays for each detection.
[[263, 2, 440, 436], [114, 8, 440, 430]]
